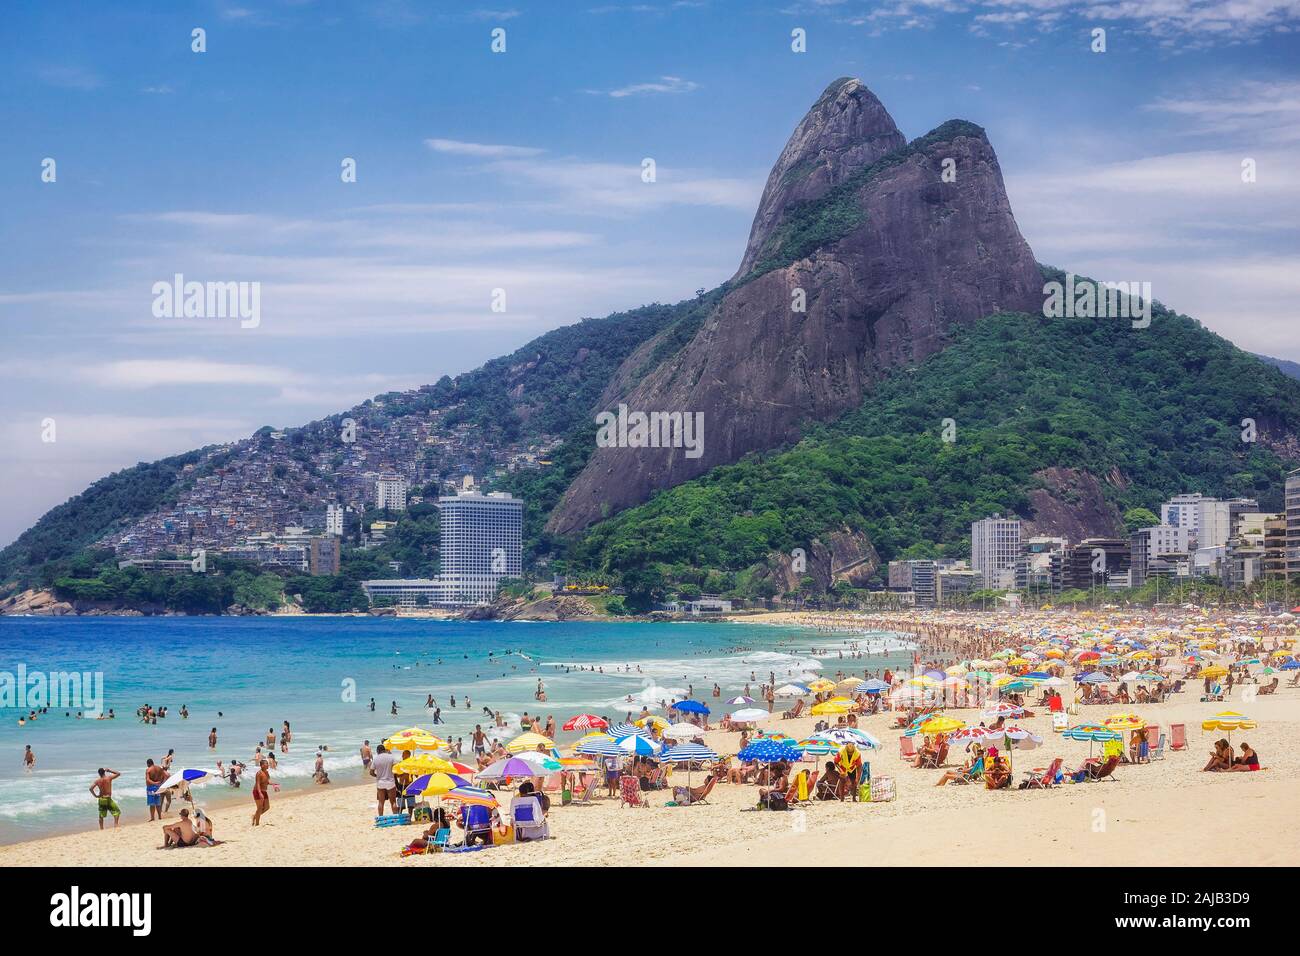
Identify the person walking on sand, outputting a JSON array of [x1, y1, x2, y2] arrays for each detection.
[[90, 767, 121, 829], [252, 759, 272, 825], [371, 744, 397, 816]]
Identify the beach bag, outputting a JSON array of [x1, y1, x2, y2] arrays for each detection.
[[561, 787, 573, 806], [765, 791, 789, 811], [857, 783, 871, 803], [412, 804, 432, 824], [869, 777, 896, 802]]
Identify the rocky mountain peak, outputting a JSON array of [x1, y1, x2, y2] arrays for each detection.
[[735, 77, 906, 277]]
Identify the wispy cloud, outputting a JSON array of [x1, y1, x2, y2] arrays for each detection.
[[588, 75, 700, 98], [37, 65, 102, 91], [424, 138, 545, 158]]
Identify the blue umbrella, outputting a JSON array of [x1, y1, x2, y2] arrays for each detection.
[[606, 722, 642, 738], [1280, 660, 1300, 670], [618, 734, 661, 755], [737, 741, 803, 763], [671, 700, 711, 715], [1076, 671, 1110, 683]]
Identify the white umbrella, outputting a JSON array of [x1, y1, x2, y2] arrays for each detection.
[[157, 768, 221, 791], [730, 708, 769, 723], [665, 723, 702, 740], [775, 684, 808, 698]]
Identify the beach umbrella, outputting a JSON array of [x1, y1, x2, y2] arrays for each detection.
[[737, 741, 804, 764], [478, 754, 560, 779], [982, 702, 1024, 720], [775, 683, 809, 697], [157, 768, 221, 791], [811, 727, 880, 749], [1063, 722, 1122, 759], [806, 679, 836, 693], [810, 699, 851, 716], [731, 707, 769, 723], [443, 785, 498, 808], [635, 714, 670, 730], [665, 722, 702, 740], [618, 734, 662, 755], [726, 695, 755, 705], [607, 721, 642, 738], [1280, 659, 1300, 671], [1202, 711, 1256, 732], [393, 753, 458, 776], [404, 771, 472, 797], [575, 737, 625, 757], [796, 738, 840, 758], [1076, 671, 1110, 684], [505, 731, 556, 754], [670, 700, 711, 715], [659, 742, 718, 799], [1103, 713, 1146, 731], [857, 678, 891, 694], [384, 727, 445, 752], [919, 715, 965, 736], [562, 714, 608, 732], [998, 726, 1043, 774], [1199, 665, 1228, 679]]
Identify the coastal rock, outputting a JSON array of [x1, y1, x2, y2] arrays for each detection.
[[465, 593, 602, 621], [0, 589, 75, 616], [1023, 467, 1125, 542], [753, 526, 880, 594], [548, 80, 1042, 535]]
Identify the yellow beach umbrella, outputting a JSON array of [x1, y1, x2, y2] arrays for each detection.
[[908, 675, 941, 687], [403, 771, 469, 797], [1198, 665, 1228, 679], [383, 727, 446, 752], [506, 731, 556, 753], [807, 679, 836, 693], [1201, 711, 1257, 732], [945, 664, 968, 676], [635, 715, 669, 729], [1102, 713, 1146, 731], [393, 753, 457, 775], [810, 700, 850, 716], [919, 715, 965, 735]]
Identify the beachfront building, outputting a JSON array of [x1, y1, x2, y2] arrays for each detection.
[[1062, 538, 1130, 591], [887, 559, 937, 607], [1288, 468, 1300, 580], [437, 491, 523, 606], [1014, 537, 1067, 597], [1129, 525, 1190, 588], [970, 515, 1021, 590], [375, 472, 409, 511], [1161, 493, 1204, 542], [1264, 515, 1289, 580], [937, 567, 980, 605], [361, 578, 449, 607]]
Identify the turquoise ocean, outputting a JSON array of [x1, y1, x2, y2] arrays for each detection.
[[0, 616, 915, 843]]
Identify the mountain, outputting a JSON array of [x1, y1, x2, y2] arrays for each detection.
[[547, 78, 1042, 535], [5, 77, 1300, 605], [1258, 354, 1300, 381]]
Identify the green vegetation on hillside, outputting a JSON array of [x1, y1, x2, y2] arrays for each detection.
[[565, 276, 1300, 599]]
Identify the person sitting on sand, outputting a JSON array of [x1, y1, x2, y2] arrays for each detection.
[[984, 750, 1011, 790], [1227, 742, 1261, 772], [162, 808, 201, 848], [816, 761, 842, 800], [936, 744, 984, 786], [403, 807, 453, 853], [757, 760, 791, 803], [1203, 739, 1232, 772]]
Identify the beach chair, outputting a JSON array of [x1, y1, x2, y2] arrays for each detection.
[[619, 774, 646, 808], [571, 776, 599, 806], [899, 736, 916, 759], [1149, 733, 1166, 761], [1020, 757, 1062, 790], [781, 699, 806, 720], [431, 827, 451, 850], [509, 795, 550, 841], [950, 757, 984, 785], [1073, 755, 1120, 783], [1169, 723, 1186, 751]]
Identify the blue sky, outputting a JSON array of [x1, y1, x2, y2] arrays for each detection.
[[2, 0, 1299, 546]]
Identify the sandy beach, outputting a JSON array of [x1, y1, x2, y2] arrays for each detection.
[[5, 683, 1297, 867]]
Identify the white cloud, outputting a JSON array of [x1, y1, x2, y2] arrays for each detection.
[[589, 75, 701, 98], [425, 138, 545, 158]]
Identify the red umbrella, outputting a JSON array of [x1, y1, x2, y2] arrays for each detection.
[[562, 714, 608, 731]]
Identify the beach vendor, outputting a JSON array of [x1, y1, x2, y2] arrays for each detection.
[[834, 743, 864, 800]]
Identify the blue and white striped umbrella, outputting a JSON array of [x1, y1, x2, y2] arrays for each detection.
[[810, 728, 881, 749], [856, 679, 891, 694], [618, 734, 661, 755], [575, 737, 626, 757], [606, 722, 642, 738], [157, 768, 220, 790], [659, 743, 718, 763]]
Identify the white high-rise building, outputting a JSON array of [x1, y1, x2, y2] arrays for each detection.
[[971, 515, 1021, 590], [1161, 493, 1204, 539], [325, 504, 344, 536], [375, 473, 408, 511], [437, 492, 523, 605]]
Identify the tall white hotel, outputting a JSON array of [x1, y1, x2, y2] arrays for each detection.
[[438, 491, 524, 605], [971, 514, 1022, 590]]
